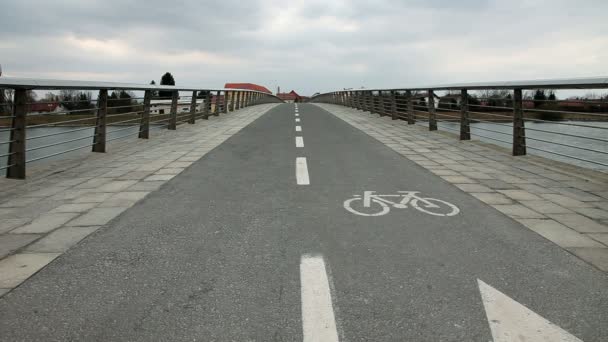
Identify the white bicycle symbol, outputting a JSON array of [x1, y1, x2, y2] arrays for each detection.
[[344, 191, 460, 217]]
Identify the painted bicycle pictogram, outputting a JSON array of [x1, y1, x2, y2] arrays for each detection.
[[344, 191, 460, 217]]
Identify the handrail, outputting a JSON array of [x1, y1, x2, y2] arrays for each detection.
[[310, 77, 608, 171], [0, 76, 284, 179]]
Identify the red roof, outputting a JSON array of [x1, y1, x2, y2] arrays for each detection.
[[29, 102, 60, 112], [277, 90, 302, 101], [224, 83, 271, 94]]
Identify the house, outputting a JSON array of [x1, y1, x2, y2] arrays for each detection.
[[224, 83, 272, 94], [277, 90, 304, 103], [28, 102, 65, 114], [150, 99, 205, 115]]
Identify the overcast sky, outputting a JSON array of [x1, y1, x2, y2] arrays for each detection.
[[1, 0, 606, 95]]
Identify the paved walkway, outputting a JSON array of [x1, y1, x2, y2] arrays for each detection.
[[0, 104, 278, 296], [0, 103, 607, 341], [316, 104, 608, 271]]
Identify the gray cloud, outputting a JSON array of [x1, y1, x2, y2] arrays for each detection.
[[1, 0, 607, 95]]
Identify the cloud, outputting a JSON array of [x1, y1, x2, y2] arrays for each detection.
[[0, 0, 607, 95]]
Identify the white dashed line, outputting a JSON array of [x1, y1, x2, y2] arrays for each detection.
[[300, 255, 340, 342], [296, 136, 304, 148], [296, 113, 300, 117], [296, 157, 310, 185], [296, 126, 302, 132], [296, 118, 301, 122]]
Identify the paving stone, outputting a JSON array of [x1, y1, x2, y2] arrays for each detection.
[[155, 168, 185, 175], [517, 219, 604, 248], [98, 192, 150, 208], [515, 184, 558, 194], [71, 192, 114, 203], [117, 171, 154, 180], [92, 180, 138, 193], [497, 190, 542, 201], [492, 205, 545, 219], [429, 169, 460, 176], [25, 226, 99, 253], [441, 176, 476, 184], [66, 207, 128, 226], [454, 184, 494, 193], [51, 203, 98, 213], [589, 234, 608, 246], [470, 193, 513, 205], [169, 161, 194, 168], [145, 174, 177, 181], [22, 187, 69, 198], [10, 213, 80, 234], [75, 178, 112, 189], [0, 219, 31, 234], [126, 181, 165, 192], [0, 234, 41, 258], [0, 253, 61, 288], [567, 247, 608, 271], [0, 197, 41, 208], [572, 207, 608, 220], [519, 201, 573, 214], [554, 187, 603, 202], [0, 288, 9, 297], [547, 214, 608, 233], [541, 194, 594, 208]]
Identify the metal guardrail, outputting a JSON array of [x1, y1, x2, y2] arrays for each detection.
[[0, 77, 283, 179], [310, 77, 608, 170]]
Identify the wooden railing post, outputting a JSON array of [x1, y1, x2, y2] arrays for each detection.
[[513, 88, 526, 156], [222, 91, 228, 114], [406, 90, 415, 124], [168, 90, 178, 130], [428, 90, 437, 131], [365, 91, 372, 112], [203, 91, 211, 119], [214, 91, 221, 116], [139, 90, 151, 139], [230, 91, 236, 111], [460, 89, 471, 140], [92, 89, 107, 152], [189, 90, 197, 124], [391, 90, 397, 120], [6, 89, 27, 179]]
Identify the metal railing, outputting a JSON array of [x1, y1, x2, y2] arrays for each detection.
[[310, 77, 608, 171], [0, 77, 283, 179]]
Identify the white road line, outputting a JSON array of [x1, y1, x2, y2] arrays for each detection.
[[296, 126, 302, 132], [296, 118, 301, 122], [296, 136, 304, 148], [296, 113, 300, 117], [296, 157, 310, 185], [300, 255, 340, 342], [478, 279, 582, 342]]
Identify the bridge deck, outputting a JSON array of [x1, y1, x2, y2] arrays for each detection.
[[0, 103, 607, 340]]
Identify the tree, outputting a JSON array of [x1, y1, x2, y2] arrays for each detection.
[[533, 89, 547, 108], [149, 80, 158, 97], [108, 90, 135, 114], [159, 72, 175, 99], [548, 91, 557, 101]]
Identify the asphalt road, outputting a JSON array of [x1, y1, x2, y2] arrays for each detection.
[[1, 103, 607, 341]]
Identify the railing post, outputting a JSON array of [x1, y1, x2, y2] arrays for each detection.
[[230, 91, 236, 111], [512, 88, 526, 156], [189, 90, 197, 124], [365, 91, 372, 112], [406, 90, 415, 124], [204, 91, 211, 119], [139, 90, 151, 139], [92, 89, 107, 153], [6, 89, 27, 179], [391, 90, 397, 120], [222, 91, 228, 114], [427, 90, 437, 131], [214, 91, 221, 116], [460, 89, 470, 140], [168, 90, 178, 130]]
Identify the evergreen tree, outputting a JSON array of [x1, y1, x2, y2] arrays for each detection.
[[159, 72, 175, 99]]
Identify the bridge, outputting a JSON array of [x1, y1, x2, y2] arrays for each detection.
[[0, 76, 607, 341]]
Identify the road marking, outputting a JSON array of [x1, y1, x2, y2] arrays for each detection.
[[300, 255, 340, 342], [296, 126, 302, 132], [296, 113, 300, 117], [344, 191, 460, 217], [296, 118, 301, 122], [296, 157, 310, 185], [296, 136, 304, 148], [478, 279, 582, 342]]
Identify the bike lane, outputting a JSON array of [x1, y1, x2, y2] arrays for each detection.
[[294, 104, 608, 341]]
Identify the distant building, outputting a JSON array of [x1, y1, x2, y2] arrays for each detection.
[[277, 90, 304, 103], [28, 102, 66, 114], [224, 83, 272, 94]]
